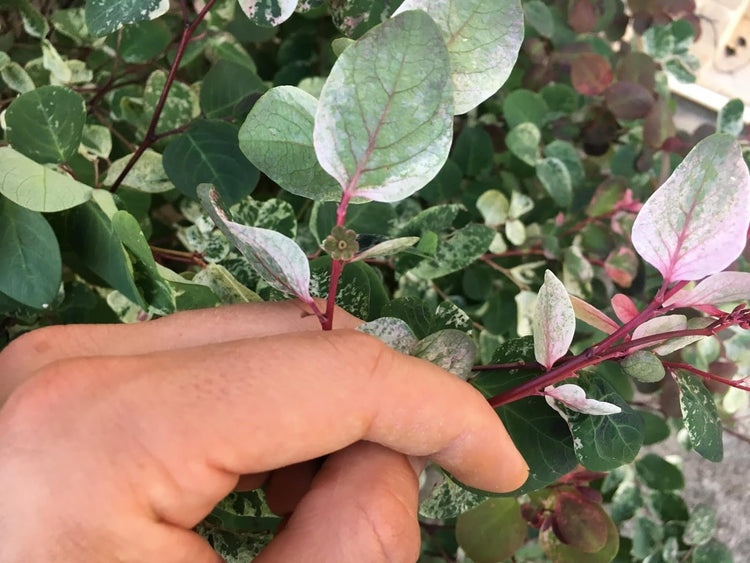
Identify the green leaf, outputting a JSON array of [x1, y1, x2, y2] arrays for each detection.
[[85, 0, 170, 37], [413, 329, 476, 379], [497, 397, 578, 495], [676, 370, 723, 462], [506, 122, 541, 167], [648, 490, 688, 522], [692, 539, 733, 563], [199, 184, 314, 303], [5, 85, 86, 163], [717, 98, 744, 137], [503, 89, 548, 129], [327, 0, 404, 38], [309, 257, 386, 321], [631, 134, 750, 283], [379, 297, 434, 339], [638, 409, 670, 446], [108, 19, 173, 63], [452, 126, 494, 177], [476, 190, 509, 227], [544, 140, 585, 187], [237, 0, 297, 27], [683, 504, 716, 546], [621, 351, 666, 383], [3, 0, 49, 38], [395, 0, 524, 114], [0, 196, 61, 308], [536, 157, 573, 207], [201, 60, 266, 119], [163, 120, 260, 205], [143, 70, 199, 135], [564, 373, 644, 471], [411, 223, 495, 279], [534, 270, 575, 370], [231, 198, 297, 239], [524, 0, 554, 38], [631, 516, 663, 559], [611, 481, 643, 522], [0, 60, 35, 93], [192, 263, 261, 305], [0, 147, 93, 212], [314, 10, 453, 202], [397, 204, 463, 236], [420, 468, 489, 519], [635, 454, 685, 491], [111, 211, 175, 314], [352, 236, 419, 261], [456, 498, 527, 563], [104, 149, 175, 193], [239, 86, 341, 201], [81, 124, 112, 159], [60, 201, 144, 307]]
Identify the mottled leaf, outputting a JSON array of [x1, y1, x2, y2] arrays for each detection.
[[717, 98, 744, 137], [104, 149, 174, 193], [536, 158, 572, 207], [199, 184, 313, 303], [413, 329, 476, 379], [353, 237, 419, 261], [664, 272, 750, 308], [506, 122, 541, 166], [534, 270, 576, 370], [476, 190, 509, 227], [236, 0, 296, 26], [411, 224, 495, 279], [357, 317, 417, 354], [314, 11, 453, 202], [621, 350, 665, 383], [632, 134, 750, 282], [683, 504, 716, 546], [676, 370, 723, 462], [85, 0, 170, 36], [395, 0, 524, 114]]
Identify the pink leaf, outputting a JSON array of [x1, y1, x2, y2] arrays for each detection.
[[570, 295, 619, 334], [611, 294, 639, 323], [631, 134, 750, 283], [664, 272, 750, 308], [544, 384, 622, 416], [631, 314, 687, 353], [533, 270, 576, 370]]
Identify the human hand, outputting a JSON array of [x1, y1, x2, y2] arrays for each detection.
[[0, 300, 527, 562]]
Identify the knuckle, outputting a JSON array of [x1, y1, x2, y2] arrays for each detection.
[[0, 325, 65, 369]]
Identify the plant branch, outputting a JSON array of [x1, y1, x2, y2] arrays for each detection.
[[108, 0, 216, 193], [666, 362, 750, 392]]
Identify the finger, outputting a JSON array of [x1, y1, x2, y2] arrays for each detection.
[[24, 329, 527, 526], [256, 442, 421, 563], [265, 461, 320, 516], [234, 472, 269, 492], [0, 299, 360, 404]]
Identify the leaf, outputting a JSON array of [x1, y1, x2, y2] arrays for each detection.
[[81, 124, 112, 159], [536, 158, 573, 207], [634, 454, 684, 491], [395, 0, 524, 115], [0, 147, 93, 212], [664, 272, 750, 308], [717, 98, 744, 137], [503, 89, 549, 128], [310, 257, 388, 321], [456, 498, 528, 563], [569, 295, 619, 335], [604, 81, 654, 120], [524, 0, 554, 38], [545, 383, 622, 417], [85, 0, 170, 36], [239, 86, 341, 201], [621, 351, 665, 383], [540, 503, 619, 563], [192, 264, 262, 305], [411, 223, 495, 280], [496, 397, 578, 495], [557, 375, 643, 471], [397, 203, 463, 236], [352, 237, 419, 261], [237, 0, 296, 26], [676, 370, 723, 462], [553, 493, 608, 552], [543, 140, 584, 188], [327, 0, 404, 38], [683, 504, 716, 546], [108, 19, 173, 63], [692, 539, 733, 563], [419, 468, 489, 519], [571, 53, 613, 96], [631, 134, 750, 282], [452, 126, 494, 177], [412, 329, 476, 380], [533, 270, 575, 370], [104, 149, 175, 193], [357, 317, 417, 354], [506, 122, 541, 167], [0, 60, 35, 94], [604, 246, 638, 288], [163, 120, 260, 205], [0, 196, 61, 308], [611, 293, 638, 323], [476, 190, 509, 227], [199, 184, 313, 303], [638, 410, 670, 445], [200, 60, 266, 119], [5, 85, 86, 163], [143, 70, 199, 135], [313, 10, 453, 202]]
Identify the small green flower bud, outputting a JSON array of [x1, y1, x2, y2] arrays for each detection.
[[323, 225, 359, 261]]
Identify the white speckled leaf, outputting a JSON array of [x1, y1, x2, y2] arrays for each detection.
[[544, 384, 622, 416], [239, 86, 341, 201], [533, 270, 575, 370], [352, 237, 419, 261], [0, 147, 92, 212], [198, 184, 313, 302], [85, 0, 169, 37], [103, 149, 174, 193], [677, 370, 723, 462], [664, 272, 750, 308], [314, 10, 453, 202], [413, 329, 476, 379], [357, 317, 417, 354], [395, 0, 524, 115], [631, 134, 750, 283], [237, 0, 297, 27], [631, 314, 687, 355]]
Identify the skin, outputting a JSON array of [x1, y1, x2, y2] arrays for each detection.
[[0, 300, 528, 562]]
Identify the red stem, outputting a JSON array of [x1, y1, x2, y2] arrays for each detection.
[[666, 362, 750, 392], [109, 0, 216, 193]]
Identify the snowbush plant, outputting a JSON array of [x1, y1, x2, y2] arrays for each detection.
[[1, 0, 749, 561]]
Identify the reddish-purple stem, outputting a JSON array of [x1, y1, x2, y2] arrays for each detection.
[[666, 362, 750, 392]]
